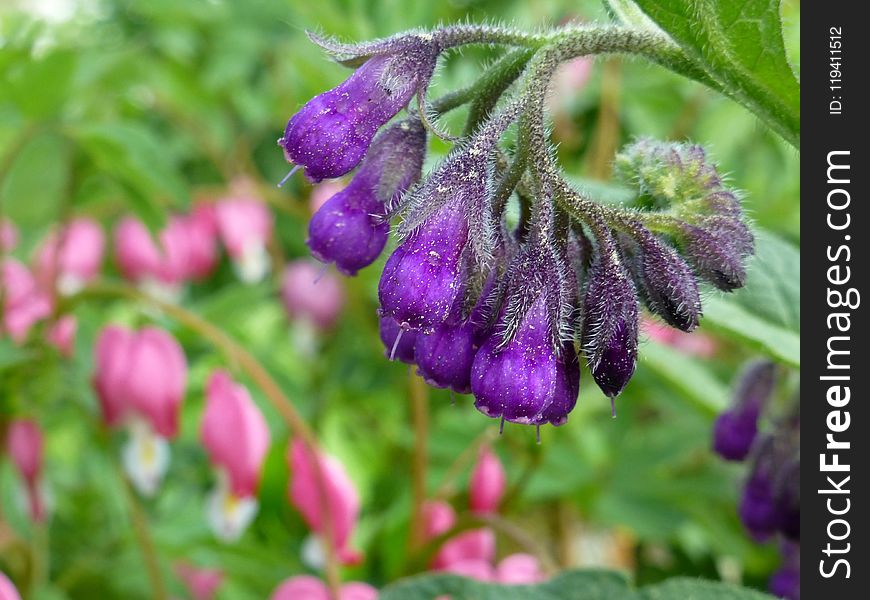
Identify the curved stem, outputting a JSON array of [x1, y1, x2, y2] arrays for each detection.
[[408, 373, 429, 551], [72, 281, 344, 599], [120, 472, 168, 600]]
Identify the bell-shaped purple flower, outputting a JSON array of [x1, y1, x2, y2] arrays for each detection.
[[378, 202, 469, 332], [712, 360, 776, 461], [279, 39, 437, 182], [581, 236, 639, 400], [531, 341, 580, 427], [414, 317, 478, 394], [308, 120, 426, 275], [739, 436, 781, 541], [379, 314, 417, 364], [471, 296, 558, 424], [769, 541, 800, 600]]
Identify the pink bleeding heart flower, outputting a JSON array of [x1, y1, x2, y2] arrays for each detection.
[[1, 259, 53, 343], [0, 218, 18, 252], [0, 572, 22, 600], [309, 181, 347, 215], [288, 439, 362, 567], [468, 446, 506, 515], [547, 56, 594, 112], [46, 315, 77, 358], [442, 558, 496, 582], [421, 500, 456, 540], [642, 318, 717, 358], [183, 204, 220, 281], [433, 528, 496, 570], [214, 186, 273, 284], [175, 563, 223, 600], [6, 419, 46, 522], [280, 261, 345, 331], [495, 553, 544, 584], [270, 576, 377, 600], [201, 370, 271, 541], [114, 216, 193, 301], [33, 217, 105, 295], [92, 325, 187, 496]]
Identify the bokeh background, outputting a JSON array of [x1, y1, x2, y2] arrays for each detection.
[[1, 0, 800, 598]]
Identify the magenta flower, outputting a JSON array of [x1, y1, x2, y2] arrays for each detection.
[[495, 553, 545, 584], [0, 572, 22, 600], [280, 261, 345, 331], [33, 217, 105, 295], [46, 315, 77, 358], [433, 528, 496, 570], [1, 259, 53, 343], [92, 325, 188, 496], [0, 218, 18, 252], [421, 500, 456, 539], [175, 563, 223, 600], [182, 203, 220, 281], [468, 446, 506, 515], [114, 216, 191, 300], [309, 181, 347, 215], [270, 575, 377, 600], [288, 439, 363, 566], [6, 419, 46, 522], [214, 191, 274, 284], [201, 370, 271, 541]]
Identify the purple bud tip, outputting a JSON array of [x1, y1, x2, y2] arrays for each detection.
[[379, 314, 417, 364], [414, 320, 477, 394], [680, 217, 753, 292], [712, 410, 759, 461]]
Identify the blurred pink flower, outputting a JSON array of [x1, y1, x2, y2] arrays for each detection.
[[442, 558, 496, 582], [309, 181, 346, 215], [642, 318, 717, 358], [201, 370, 270, 541], [0, 218, 18, 252], [468, 446, 506, 515], [547, 56, 594, 112], [0, 572, 21, 600], [92, 325, 187, 496], [33, 217, 105, 295], [184, 204, 220, 281], [214, 192, 273, 284], [270, 575, 377, 600], [1, 259, 53, 343], [6, 419, 46, 522], [175, 563, 223, 600], [495, 553, 544, 584], [281, 261, 345, 331], [288, 439, 362, 566], [433, 528, 496, 570], [46, 315, 77, 358], [421, 500, 456, 539]]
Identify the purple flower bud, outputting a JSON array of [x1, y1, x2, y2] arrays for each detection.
[[776, 458, 800, 541], [279, 41, 437, 182], [769, 542, 800, 600], [414, 318, 477, 394], [625, 230, 701, 332], [680, 217, 753, 291], [378, 202, 468, 332], [739, 464, 780, 541], [471, 297, 559, 424], [531, 341, 580, 427], [581, 238, 639, 400], [307, 120, 426, 275], [379, 314, 417, 364], [713, 361, 776, 461]]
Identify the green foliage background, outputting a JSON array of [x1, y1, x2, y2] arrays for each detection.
[[0, 0, 799, 598]]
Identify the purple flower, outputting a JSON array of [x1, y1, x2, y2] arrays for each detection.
[[531, 341, 580, 427], [680, 217, 753, 292], [581, 234, 638, 400], [415, 316, 478, 394], [769, 541, 799, 600], [378, 202, 469, 332], [712, 361, 776, 461], [279, 39, 437, 182], [308, 120, 426, 275], [379, 314, 417, 364]]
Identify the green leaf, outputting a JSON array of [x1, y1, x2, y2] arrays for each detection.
[[0, 132, 70, 228], [73, 122, 189, 229], [640, 341, 729, 416], [380, 570, 775, 600], [629, 0, 800, 147], [701, 230, 800, 367]]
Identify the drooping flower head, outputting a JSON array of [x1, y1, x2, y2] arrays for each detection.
[[92, 324, 188, 496], [713, 360, 777, 461], [214, 184, 274, 284], [201, 370, 271, 541], [33, 217, 105, 295], [288, 439, 362, 566], [307, 119, 426, 276], [6, 419, 46, 522], [378, 314, 417, 363], [379, 105, 519, 334], [113, 215, 195, 299], [279, 33, 439, 182]]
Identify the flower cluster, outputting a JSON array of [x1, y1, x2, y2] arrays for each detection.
[[712, 361, 799, 599], [279, 30, 753, 429]]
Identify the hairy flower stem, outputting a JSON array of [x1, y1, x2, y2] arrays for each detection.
[[408, 372, 430, 551], [72, 281, 344, 599]]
